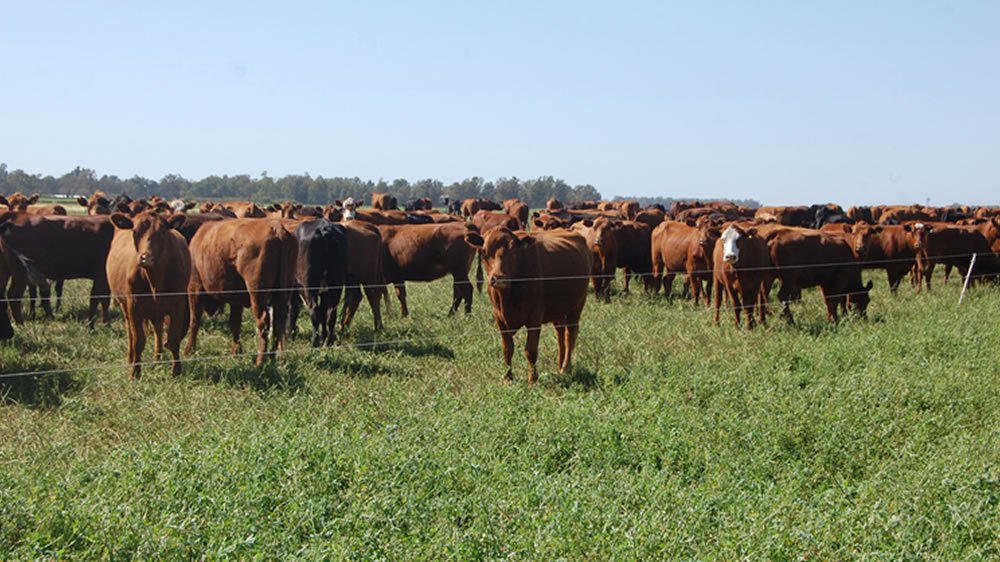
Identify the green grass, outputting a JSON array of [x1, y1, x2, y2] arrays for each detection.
[[2, 273, 1000, 559]]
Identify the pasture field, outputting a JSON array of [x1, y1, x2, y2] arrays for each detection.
[[2, 273, 1000, 559]]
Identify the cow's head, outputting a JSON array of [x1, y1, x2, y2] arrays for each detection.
[[903, 222, 931, 250], [848, 223, 881, 259], [110, 211, 185, 271], [464, 228, 532, 290], [341, 197, 359, 220], [1, 192, 40, 211], [532, 215, 568, 230], [77, 191, 111, 215], [720, 224, 757, 265]]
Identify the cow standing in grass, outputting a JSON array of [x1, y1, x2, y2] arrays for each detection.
[[106, 211, 191, 380], [465, 228, 592, 383]]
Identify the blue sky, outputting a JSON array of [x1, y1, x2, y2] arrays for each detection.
[[3, 1, 998, 206]]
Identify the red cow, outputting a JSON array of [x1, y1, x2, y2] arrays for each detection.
[[378, 222, 478, 316], [819, 222, 882, 260], [106, 211, 191, 379], [768, 229, 872, 323], [612, 220, 654, 293], [186, 218, 297, 366], [0, 212, 113, 327], [904, 222, 1000, 290], [650, 219, 719, 304], [712, 223, 773, 329], [371, 192, 398, 211], [503, 199, 530, 227], [571, 217, 619, 303], [0, 193, 67, 215], [464, 228, 592, 382], [339, 221, 387, 332]]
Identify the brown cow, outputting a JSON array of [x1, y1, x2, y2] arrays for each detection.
[[186, 218, 297, 366], [378, 222, 478, 316], [465, 228, 591, 382], [860, 224, 917, 292], [616, 200, 640, 221], [371, 192, 398, 211], [713, 223, 772, 329], [613, 220, 654, 293], [503, 199, 530, 227], [76, 191, 111, 216], [571, 217, 619, 303], [462, 198, 502, 219], [0, 212, 113, 327], [634, 208, 666, 230], [0, 193, 67, 215], [903, 222, 1000, 291], [819, 222, 882, 260], [650, 219, 718, 304], [338, 220, 387, 332], [532, 214, 570, 231], [768, 229, 872, 323], [106, 211, 191, 380]]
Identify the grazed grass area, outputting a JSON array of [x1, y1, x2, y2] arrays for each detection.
[[2, 274, 1000, 558]]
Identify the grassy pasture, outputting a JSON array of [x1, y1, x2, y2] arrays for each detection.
[[2, 272, 1000, 559]]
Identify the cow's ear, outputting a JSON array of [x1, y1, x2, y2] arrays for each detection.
[[76, 196, 88, 207], [167, 213, 186, 230], [116, 202, 131, 214], [684, 218, 696, 227], [746, 227, 758, 237], [110, 213, 134, 230], [583, 219, 593, 227], [28, 193, 40, 205], [902, 224, 912, 232], [533, 219, 544, 229], [357, 199, 364, 207], [184, 200, 197, 210], [464, 232, 484, 249]]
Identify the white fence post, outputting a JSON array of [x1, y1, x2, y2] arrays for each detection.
[[959, 253, 977, 305]]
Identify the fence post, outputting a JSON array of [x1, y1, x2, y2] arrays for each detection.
[[959, 253, 977, 305]]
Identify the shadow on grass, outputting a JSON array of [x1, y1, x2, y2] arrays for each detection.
[[188, 360, 306, 393], [1, 366, 81, 408], [551, 367, 601, 391], [315, 353, 408, 379]]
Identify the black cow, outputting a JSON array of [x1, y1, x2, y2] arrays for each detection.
[[293, 219, 349, 347]]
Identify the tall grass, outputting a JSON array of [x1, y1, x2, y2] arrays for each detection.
[[2, 273, 999, 558]]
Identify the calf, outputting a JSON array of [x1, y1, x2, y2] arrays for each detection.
[[713, 223, 773, 329], [186, 218, 297, 366], [378, 222, 478, 316], [465, 228, 591, 382], [106, 211, 191, 379]]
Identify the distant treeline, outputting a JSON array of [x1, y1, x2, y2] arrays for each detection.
[[0, 163, 760, 210]]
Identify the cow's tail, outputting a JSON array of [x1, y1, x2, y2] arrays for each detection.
[[0, 237, 48, 288]]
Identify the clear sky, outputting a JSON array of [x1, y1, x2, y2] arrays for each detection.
[[3, 1, 998, 206]]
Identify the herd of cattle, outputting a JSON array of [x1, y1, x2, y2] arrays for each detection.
[[1, 190, 999, 382]]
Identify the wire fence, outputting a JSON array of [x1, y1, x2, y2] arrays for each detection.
[[0, 272, 956, 382], [0, 250, 990, 306]]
